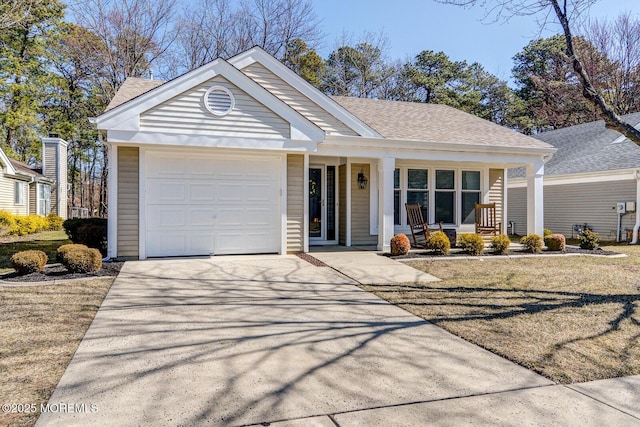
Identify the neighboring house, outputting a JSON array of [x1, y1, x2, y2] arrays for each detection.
[[0, 137, 68, 219], [508, 112, 640, 241], [94, 47, 554, 260]]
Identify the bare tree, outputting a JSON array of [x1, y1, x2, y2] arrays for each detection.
[[436, 0, 640, 145], [584, 12, 640, 115], [70, 0, 178, 102]]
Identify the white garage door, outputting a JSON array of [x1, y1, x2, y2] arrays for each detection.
[[145, 151, 281, 257]]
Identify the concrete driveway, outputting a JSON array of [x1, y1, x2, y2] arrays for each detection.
[[36, 256, 637, 426]]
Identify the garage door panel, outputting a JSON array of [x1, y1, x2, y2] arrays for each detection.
[[145, 152, 281, 257]]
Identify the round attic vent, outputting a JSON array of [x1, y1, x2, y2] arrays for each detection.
[[203, 86, 235, 116]]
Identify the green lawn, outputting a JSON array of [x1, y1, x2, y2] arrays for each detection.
[[0, 230, 72, 271]]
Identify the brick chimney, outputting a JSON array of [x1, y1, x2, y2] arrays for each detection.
[[42, 136, 68, 219]]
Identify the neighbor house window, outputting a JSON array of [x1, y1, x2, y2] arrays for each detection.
[[435, 170, 455, 223], [14, 181, 24, 205], [461, 171, 481, 224], [38, 184, 51, 216], [407, 169, 428, 222]]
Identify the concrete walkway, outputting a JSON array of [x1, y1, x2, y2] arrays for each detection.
[[37, 254, 640, 426]]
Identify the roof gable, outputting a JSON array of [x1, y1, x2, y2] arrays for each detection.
[[228, 47, 381, 138], [0, 148, 16, 175], [96, 58, 324, 142]]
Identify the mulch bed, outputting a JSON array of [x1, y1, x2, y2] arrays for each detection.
[[0, 261, 124, 283], [384, 246, 621, 260]]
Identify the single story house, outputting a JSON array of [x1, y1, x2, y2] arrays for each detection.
[[0, 137, 68, 218], [508, 112, 640, 241], [94, 47, 554, 260]]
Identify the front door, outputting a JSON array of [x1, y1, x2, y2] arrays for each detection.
[[309, 165, 337, 243]]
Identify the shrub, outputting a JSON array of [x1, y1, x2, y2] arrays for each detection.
[[59, 246, 102, 273], [46, 212, 64, 230], [520, 233, 544, 254], [57, 243, 90, 263], [10, 250, 48, 274], [579, 229, 600, 250], [543, 228, 553, 237], [426, 231, 451, 255], [457, 233, 485, 256], [390, 233, 411, 256], [9, 214, 48, 236], [0, 210, 15, 235], [491, 234, 511, 255], [544, 233, 566, 252], [63, 218, 107, 254]]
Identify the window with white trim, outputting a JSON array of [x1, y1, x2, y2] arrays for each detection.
[[38, 183, 51, 216], [407, 169, 429, 222], [461, 171, 481, 224], [14, 181, 24, 205], [435, 170, 455, 224]]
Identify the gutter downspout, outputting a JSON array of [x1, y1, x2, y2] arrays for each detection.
[[631, 170, 640, 244]]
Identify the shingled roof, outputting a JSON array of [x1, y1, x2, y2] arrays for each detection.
[[8, 158, 48, 180], [104, 77, 164, 112], [103, 77, 553, 151], [332, 97, 552, 149], [509, 112, 640, 178]]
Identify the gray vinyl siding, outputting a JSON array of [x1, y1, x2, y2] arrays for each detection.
[[507, 187, 527, 235], [544, 180, 636, 240], [140, 75, 290, 139], [508, 179, 637, 239], [0, 175, 29, 215], [488, 169, 504, 233], [117, 147, 139, 258], [29, 184, 36, 215], [241, 63, 358, 136], [350, 164, 376, 246], [286, 154, 304, 253], [44, 140, 69, 218], [339, 165, 346, 244]]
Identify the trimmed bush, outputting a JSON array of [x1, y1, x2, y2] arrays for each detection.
[[60, 246, 102, 273], [543, 228, 553, 237], [57, 243, 90, 263], [520, 233, 544, 254], [10, 250, 48, 274], [46, 212, 64, 230], [544, 233, 566, 252], [390, 233, 411, 256], [426, 231, 451, 255], [457, 233, 485, 256], [63, 218, 107, 254], [491, 234, 511, 255], [8, 214, 49, 236], [579, 229, 600, 250], [0, 210, 15, 235]]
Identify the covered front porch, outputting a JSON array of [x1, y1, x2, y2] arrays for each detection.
[[289, 152, 547, 253]]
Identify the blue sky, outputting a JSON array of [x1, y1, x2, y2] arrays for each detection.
[[312, 0, 639, 82]]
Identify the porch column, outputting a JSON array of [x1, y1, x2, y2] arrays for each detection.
[[526, 159, 544, 236], [378, 157, 395, 252]]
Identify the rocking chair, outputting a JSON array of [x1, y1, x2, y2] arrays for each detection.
[[404, 203, 443, 248]]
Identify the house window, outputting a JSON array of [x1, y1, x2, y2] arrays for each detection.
[[407, 169, 428, 222], [461, 171, 481, 224], [14, 181, 24, 205], [38, 184, 51, 216], [435, 170, 455, 224], [394, 168, 401, 225]]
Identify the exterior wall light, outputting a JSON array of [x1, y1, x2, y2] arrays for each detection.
[[357, 169, 368, 190]]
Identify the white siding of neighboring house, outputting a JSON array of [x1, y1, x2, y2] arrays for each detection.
[[241, 63, 358, 136], [0, 174, 29, 216], [117, 147, 139, 258], [351, 163, 377, 246], [508, 179, 637, 239], [489, 169, 505, 233], [286, 154, 304, 253], [140, 75, 291, 139]]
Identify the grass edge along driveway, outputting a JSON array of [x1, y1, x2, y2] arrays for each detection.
[[360, 245, 640, 384]]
